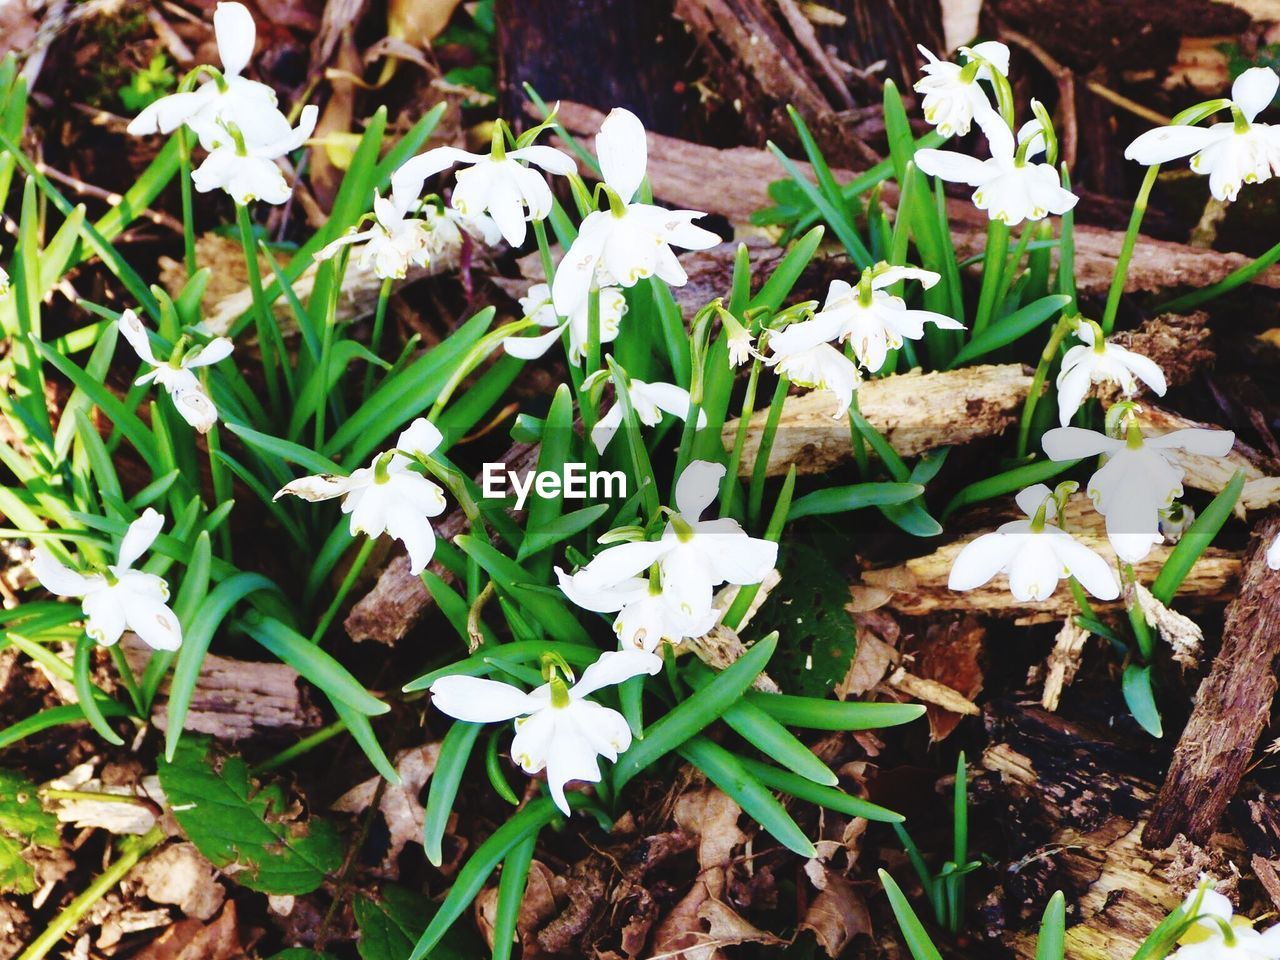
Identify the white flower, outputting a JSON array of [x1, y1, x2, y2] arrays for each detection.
[[32, 509, 182, 651], [768, 267, 964, 375], [1269, 532, 1280, 571], [948, 484, 1119, 601], [914, 41, 1010, 138], [570, 461, 778, 625], [275, 418, 448, 575], [421, 205, 502, 256], [390, 133, 576, 248], [189, 104, 318, 205], [505, 282, 628, 364], [550, 109, 720, 317], [556, 566, 719, 653], [126, 2, 278, 144], [590, 376, 707, 454], [916, 116, 1078, 224], [766, 341, 861, 418], [1042, 422, 1235, 563], [117, 309, 231, 434], [1169, 883, 1280, 960], [428, 649, 661, 814], [1056, 322, 1167, 426], [315, 191, 432, 279], [1125, 67, 1280, 202]]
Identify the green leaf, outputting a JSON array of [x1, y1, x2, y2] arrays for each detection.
[[942, 458, 1079, 520], [880, 868, 946, 960], [356, 884, 481, 960], [423, 722, 482, 867], [789, 481, 924, 520], [74, 635, 126, 746], [0, 768, 60, 894], [1122, 663, 1163, 738], [750, 226, 824, 314], [1151, 470, 1244, 605], [947, 295, 1072, 369], [736, 755, 904, 822], [745, 693, 925, 730], [158, 736, 343, 894], [1037, 892, 1067, 960], [454, 536, 590, 645]]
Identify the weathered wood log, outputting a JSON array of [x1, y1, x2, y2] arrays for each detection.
[[1143, 515, 1280, 847], [344, 442, 540, 644], [981, 702, 1245, 960], [857, 496, 1240, 623], [725, 362, 1036, 478]]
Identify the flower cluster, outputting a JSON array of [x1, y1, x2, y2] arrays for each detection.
[[118, 310, 232, 434], [1169, 881, 1280, 960]]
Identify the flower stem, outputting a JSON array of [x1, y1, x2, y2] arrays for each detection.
[[250, 720, 345, 776], [17, 825, 165, 960], [1102, 164, 1160, 334], [204, 414, 234, 559], [108, 644, 144, 716], [176, 128, 197, 280], [309, 537, 377, 645], [747, 375, 790, 529], [1122, 562, 1155, 661], [1016, 315, 1074, 459], [973, 219, 1010, 334], [234, 203, 284, 413], [720, 358, 762, 517], [363, 278, 393, 398]]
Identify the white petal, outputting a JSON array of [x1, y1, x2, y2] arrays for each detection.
[[674, 460, 726, 520], [509, 144, 576, 176], [590, 402, 624, 454], [551, 214, 609, 317], [82, 588, 128, 646], [1269, 533, 1280, 571], [871, 266, 939, 290], [509, 707, 556, 774], [1041, 426, 1121, 461], [1052, 533, 1120, 601], [571, 648, 662, 698], [913, 148, 991, 186], [117, 309, 158, 365], [1055, 356, 1094, 426], [274, 473, 357, 502], [1124, 124, 1221, 165], [694, 520, 778, 585], [576, 539, 674, 591], [125, 596, 184, 651], [966, 40, 1010, 76], [637, 381, 706, 427], [658, 544, 716, 624], [568, 699, 634, 761], [948, 532, 1018, 590], [184, 338, 234, 369], [504, 322, 568, 360], [172, 388, 219, 433], [596, 107, 648, 203], [214, 2, 256, 77], [127, 88, 215, 136], [1014, 484, 1054, 520], [390, 147, 481, 207], [1007, 537, 1063, 601], [1233, 67, 1279, 123], [429, 675, 537, 722], [1117, 349, 1167, 396], [543, 723, 601, 815], [1146, 428, 1235, 457], [32, 548, 93, 597], [555, 567, 646, 614], [396, 418, 444, 458], [118, 508, 163, 570]]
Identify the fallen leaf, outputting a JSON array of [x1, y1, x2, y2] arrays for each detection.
[[134, 843, 225, 921], [389, 0, 463, 45], [332, 743, 441, 876], [799, 870, 871, 957], [134, 902, 243, 960], [903, 617, 985, 740]]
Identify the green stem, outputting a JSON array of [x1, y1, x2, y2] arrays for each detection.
[[1016, 315, 1074, 459], [1158, 234, 1280, 314], [18, 825, 165, 960], [747, 375, 790, 528], [234, 204, 284, 413], [204, 411, 234, 559], [720, 358, 762, 517], [847, 389, 871, 478], [309, 537, 377, 645], [1123, 563, 1155, 662], [1102, 164, 1160, 334], [972, 220, 1010, 334], [176, 128, 197, 280], [250, 720, 346, 775], [108, 644, 144, 715], [993, 223, 1035, 309], [363, 278, 393, 398]]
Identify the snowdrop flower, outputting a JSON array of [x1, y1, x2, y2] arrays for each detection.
[[32, 509, 182, 651], [1169, 882, 1280, 960], [590, 375, 707, 454], [556, 566, 719, 654], [126, 2, 277, 144], [505, 282, 628, 364], [1042, 412, 1235, 563], [766, 341, 861, 418], [768, 265, 964, 375], [315, 191, 433, 279], [390, 126, 575, 248], [421, 205, 502, 256], [916, 116, 1078, 224], [551, 108, 720, 317], [1056, 320, 1167, 426], [948, 483, 1119, 601], [1125, 67, 1280, 202], [275, 418, 447, 575], [914, 41, 1010, 138], [429, 649, 661, 814], [571, 461, 778, 624], [190, 104, 318, 205], [118, 310, 231, 434]]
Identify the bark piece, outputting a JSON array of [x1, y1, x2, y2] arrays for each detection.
[[724, 363, 1036, 478], [859, 496, 1240, 622], [1144, 516, 1280, 847]]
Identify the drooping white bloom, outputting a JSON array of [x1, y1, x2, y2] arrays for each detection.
[[390, 132, 576, 248], [315, 191, 433, 279], [429, 649, 661, 814], [556, 566, 719, 653], [118, 309, 231, 434], [948, 484, 1119, 601], [505, 282, 628, 364], [914, 41, 1010, 138], [590, 377, 707, 454], [1125, 67, 1280, 202], [768, 267, 965, 375], [766, 341, 861, 418], [32, 509, 182, 651], [571, 461, 778, 625], [420, 205, 503, 257], [916, 116, 1078, 224], [551, 109, 720, 317], [1042, 422, 1235, 563], [1056, 322, 1167, 426], [275, 419, 448, 575], [126, 2, 278, 144], [189, 104, 318, 205], [1168, 882, 1280, 960]]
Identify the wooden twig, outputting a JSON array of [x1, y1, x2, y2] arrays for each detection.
[[1143, 515, 1280, 847]]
